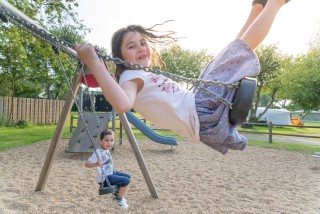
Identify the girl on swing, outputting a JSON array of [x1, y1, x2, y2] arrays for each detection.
[[76, 0, 291, 154]]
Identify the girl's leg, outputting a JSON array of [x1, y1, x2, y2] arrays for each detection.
[[241, 0, 288, 50], [236, 2, 264, 39]]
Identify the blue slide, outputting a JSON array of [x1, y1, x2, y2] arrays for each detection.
[[125, 111, 178, 146]]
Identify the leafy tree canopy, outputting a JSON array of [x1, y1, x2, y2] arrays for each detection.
[[160, 45, 213, 89], [0, 0, 88, 99]]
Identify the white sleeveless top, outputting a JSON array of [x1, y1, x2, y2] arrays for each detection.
[[119, 69, 200, 142]]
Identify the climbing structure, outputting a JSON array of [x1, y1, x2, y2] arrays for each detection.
[[66, 112, 112, 153]]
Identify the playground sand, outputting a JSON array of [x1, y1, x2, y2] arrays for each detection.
[[0, 139, 319, 214]]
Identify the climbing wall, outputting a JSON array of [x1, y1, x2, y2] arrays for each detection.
[[66, 112, 112, 153]]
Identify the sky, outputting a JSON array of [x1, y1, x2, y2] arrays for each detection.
[[75, 0, 320, 56]]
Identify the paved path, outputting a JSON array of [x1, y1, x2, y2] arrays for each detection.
[[243, 133, 320, 146]]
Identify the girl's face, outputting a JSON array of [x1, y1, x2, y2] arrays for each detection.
[[100, 134, 114, 150], [121, 31, 151, 67]]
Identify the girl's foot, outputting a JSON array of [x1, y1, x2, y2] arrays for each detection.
[[252, 0, 268, 7], [252, 0, 291, 8]]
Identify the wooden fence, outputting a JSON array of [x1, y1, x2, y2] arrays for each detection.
[[0, 96, 65, 125], [240, 122, 320, 143]]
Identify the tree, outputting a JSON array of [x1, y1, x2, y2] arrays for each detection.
[[0, 25, 37, 97], [248, 44, 286, 122], [160, 45, 213, 89], [0, 0, 88, 99], [281, 45, 320, 112], [259, 94, 272, 107], [34, 25, 86, 100], [0, 0, 88, 122]]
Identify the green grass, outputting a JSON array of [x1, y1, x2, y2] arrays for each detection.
[[1, 112, 320, 154], [238, 123, 320, 137], [246, 138, 320, 154], [0, 125, 73, 151]]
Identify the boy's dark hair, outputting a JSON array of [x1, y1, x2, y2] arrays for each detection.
[[100, 129, 114, 140]]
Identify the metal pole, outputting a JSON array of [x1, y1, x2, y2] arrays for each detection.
[[119, 120, 123, 145], [70, 115, 74, 132], [112, 110, 116, 133]]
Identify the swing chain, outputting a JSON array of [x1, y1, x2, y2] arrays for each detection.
[[0, 5, 236, 107], [55, 50, 111, 187], [106, 55, 234, 106], [103, 54, 239, 88], [0, 5, 77, 58], [0, 5, 238, 89], [79, 65, 116, 188]]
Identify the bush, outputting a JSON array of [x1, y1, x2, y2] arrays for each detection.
[[0, 115, 30, 128], [0, 114, 11, 126], [16, 120, 28, 128]]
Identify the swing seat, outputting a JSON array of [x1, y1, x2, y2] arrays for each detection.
[[229, 77, 257, 125], [98, 184, 119, 195]]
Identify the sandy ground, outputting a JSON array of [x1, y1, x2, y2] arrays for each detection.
[[0, 138, 319, 214]]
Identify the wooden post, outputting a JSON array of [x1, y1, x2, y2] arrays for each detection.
[[35, 67, 82, 191], [118, 113, 158, 198], [34, 99, 39, 124], [268, 122, 273, 143]]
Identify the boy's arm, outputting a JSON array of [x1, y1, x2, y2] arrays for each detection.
[[85, 159, 102, 168]]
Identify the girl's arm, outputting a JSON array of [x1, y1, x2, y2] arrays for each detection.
[[75, 44, 138, 113]]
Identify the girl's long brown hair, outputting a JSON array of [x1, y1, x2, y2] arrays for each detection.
[[111, 21, 178, 81]]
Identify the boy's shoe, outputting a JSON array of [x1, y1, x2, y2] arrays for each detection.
[[111, 193, 127, 203], [114, 198, 128, 210]]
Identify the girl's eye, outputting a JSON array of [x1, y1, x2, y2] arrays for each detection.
[[141, 41, 147, 46]]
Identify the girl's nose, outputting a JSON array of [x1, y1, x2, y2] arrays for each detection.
[[138, 44, 145, 52]]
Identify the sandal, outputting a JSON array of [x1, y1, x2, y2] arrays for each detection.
[[252, 0, 291, 8], [252, 0, 268, 7]]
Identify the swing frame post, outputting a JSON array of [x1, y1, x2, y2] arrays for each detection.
[[35, 66, 82, 191], [118, 113, 158, 199], [34, 64, 158, 198]]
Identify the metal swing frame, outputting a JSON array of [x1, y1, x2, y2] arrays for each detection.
[[0, 0, 158, 198], [0, 0, 257, 198]]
